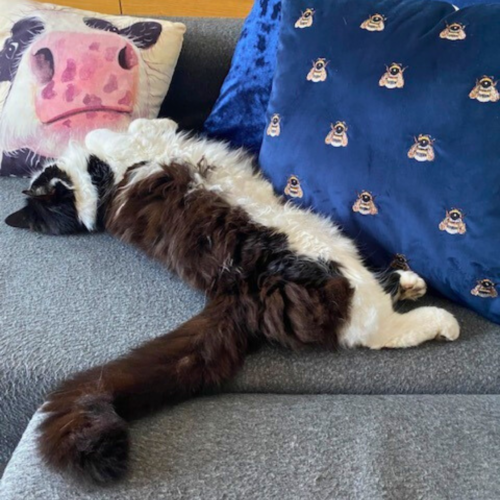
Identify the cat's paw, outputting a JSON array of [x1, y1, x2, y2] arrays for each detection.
[[38, 392, 129, 484], [129, 118, 178, 137], [435, 309, 460, 342], [398, 270, 427, 300]]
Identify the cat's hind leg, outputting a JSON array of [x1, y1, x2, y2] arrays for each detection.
[[368, 270, 459, 348], [364, 306, 460, 350], [382, 269, 427, 303]]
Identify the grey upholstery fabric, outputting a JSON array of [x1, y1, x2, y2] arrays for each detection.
[[2, 176, 500, 466], [159, 18, 244, 131], [1, 395, 499, 499]]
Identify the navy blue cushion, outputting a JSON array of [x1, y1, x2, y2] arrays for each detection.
[[203, 0, 281, 153], [259, 0, 500, 324], [204, 0, 500, 154]]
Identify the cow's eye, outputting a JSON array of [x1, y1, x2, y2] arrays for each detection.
[[6, 41, 19, 60]]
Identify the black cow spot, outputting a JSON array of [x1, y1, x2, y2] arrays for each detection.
[[83, 17, 162, 50], [0, 17, 45, 82]]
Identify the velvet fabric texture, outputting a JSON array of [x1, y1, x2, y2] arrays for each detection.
[[204, 0, 500, 154], [203, 0, 281, 153], [259, 0, 500, 324]]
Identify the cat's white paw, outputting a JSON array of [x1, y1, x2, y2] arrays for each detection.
[[129, 118, 178, 137], [435, 310, 460, 342], [366, 307, 460, 349], [398, 270, 427, 300]]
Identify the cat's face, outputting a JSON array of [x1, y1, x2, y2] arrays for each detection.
[[5, 164, 88, 235]]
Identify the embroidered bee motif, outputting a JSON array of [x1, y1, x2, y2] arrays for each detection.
[[439, 209, 466, 235], [353, 191, 378, 216], [307, 58, 329, 83], [295, 8, 315, 29], [469, 76, 500, 103], [391, 254, 410, 271], [440, 22, 466, 41], [360, 13, 386, 32], [471, 279, 498, 298], [408, 135, 435, 162], [325, 122, 348, 148], [267, 114, 281, 137], [284, 175, 303, 198], [379, 63, 407, 89]]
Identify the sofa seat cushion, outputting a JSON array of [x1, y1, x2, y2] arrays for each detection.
[[1, 394, 499, 499], [1, 177, 500, 465]]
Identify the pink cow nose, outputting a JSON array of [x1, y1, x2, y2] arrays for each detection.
[[27, 31, 140, 158], [29, 31, 139, 127], [31, 35, 138, 86]]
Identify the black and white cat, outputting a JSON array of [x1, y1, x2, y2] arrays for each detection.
[[6, 119, 459, 483]]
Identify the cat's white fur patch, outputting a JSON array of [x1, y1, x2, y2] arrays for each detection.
[[40, 144, 97, 231]]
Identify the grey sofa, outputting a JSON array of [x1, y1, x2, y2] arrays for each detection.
[[0, 17, 499, 500]]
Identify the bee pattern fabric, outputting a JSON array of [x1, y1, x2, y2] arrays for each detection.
[[0, 0, 185, 177], [203, 0, 497, 155], [259, 0, 500, 324]]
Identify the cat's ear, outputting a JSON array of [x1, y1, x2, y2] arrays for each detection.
[[22, 187, 55, 201], [23, 178, 72, 202], [5, 207, 31, 229]]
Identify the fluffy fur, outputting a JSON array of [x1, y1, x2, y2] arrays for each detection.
[[6, 119, 460, 483]]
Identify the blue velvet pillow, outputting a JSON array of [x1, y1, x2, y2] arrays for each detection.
[[259, 0, 500, 324], [203, 0, 281, 153], [205, 0, 499, 154]]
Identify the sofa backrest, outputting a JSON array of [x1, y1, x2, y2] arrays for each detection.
[[159, 17, 244, 131]]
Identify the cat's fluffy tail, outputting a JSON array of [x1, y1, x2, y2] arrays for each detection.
[[37, 296, 250, 483]]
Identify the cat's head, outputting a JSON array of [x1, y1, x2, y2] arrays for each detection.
[[5, 147, 110, 235]]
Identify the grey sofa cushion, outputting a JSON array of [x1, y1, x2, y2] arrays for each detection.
[[2, 177, 500, 466], [159, 18, 244, 131], [1, 394, 499, 499]]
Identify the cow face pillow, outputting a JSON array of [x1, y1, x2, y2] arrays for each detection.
[[0, 0, 185, 177]]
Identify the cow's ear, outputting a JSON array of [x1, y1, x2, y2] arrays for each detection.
[[5, 207, 31, 229], [120, 22, 163, 50]]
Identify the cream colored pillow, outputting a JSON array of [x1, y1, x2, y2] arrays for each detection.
[[0, 0, 185, 176]]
